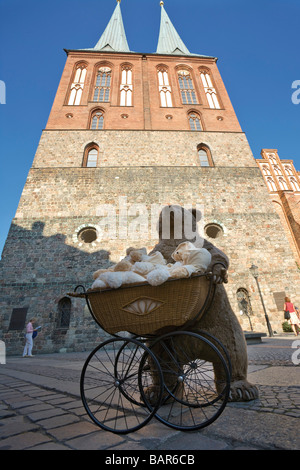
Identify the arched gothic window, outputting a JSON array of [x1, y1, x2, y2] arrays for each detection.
[[57, 297, 71, 329], [273, 165, 282, 176], [262, 165, 271, 176], [266, 177, 277, 192], [278, 177, 289, 190], [289, 177, 300, 192], [188, 112, 202, 131], [200, 70, 220, 109], [284, 165, 293, 176], [83, 144, 99, 168], [178, 70, 198, 104], [197, 144, 213, 167], [68, 64, 87, 106], [93, 67, 111, 102], [158, 68, 173, 107], [91, 110, 104, 130], [268, 155, 277, 164], [120, 66, 133, 106]]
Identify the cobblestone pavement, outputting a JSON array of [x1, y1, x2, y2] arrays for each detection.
[[0, 334, 299, 451]]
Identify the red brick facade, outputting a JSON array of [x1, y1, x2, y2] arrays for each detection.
[[46, 51, 242, 133]]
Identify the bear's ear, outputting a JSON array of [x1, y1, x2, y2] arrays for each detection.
[[188, 208, 202, 222]]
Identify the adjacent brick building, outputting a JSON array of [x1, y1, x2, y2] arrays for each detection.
[[257, 149, 300, 265], [1, 1, 299, 354]]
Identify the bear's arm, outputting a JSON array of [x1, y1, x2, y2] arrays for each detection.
[[203, 239, 229, 283]]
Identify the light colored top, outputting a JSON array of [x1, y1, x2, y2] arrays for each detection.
[[26, 322, 34, 334]]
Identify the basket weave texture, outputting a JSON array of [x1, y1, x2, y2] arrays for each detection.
[[69, 276, 209, 335]]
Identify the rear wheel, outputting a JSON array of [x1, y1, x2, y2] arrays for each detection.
[[142, 331, 231, 431]]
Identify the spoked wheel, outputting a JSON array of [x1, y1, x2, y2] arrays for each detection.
[[142, 331, 231, 431], [80, 337, 163, 434]]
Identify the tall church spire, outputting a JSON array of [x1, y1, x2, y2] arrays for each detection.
[[93, 0, 131, 52], [156, 1, 190, 55]]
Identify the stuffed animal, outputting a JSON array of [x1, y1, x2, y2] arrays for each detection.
[[92, 270, 146, 290], [92, 246, 148, 288], [92, 247, 148, 281], [168, 241, 212, 279], [132, 251, 166, 277], [146, 204, 259, 403]]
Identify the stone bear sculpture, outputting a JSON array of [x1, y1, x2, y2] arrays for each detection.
[[148, 205, 258, 402]]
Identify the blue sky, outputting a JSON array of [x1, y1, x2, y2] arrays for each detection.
[[0, 0, 299, 257]]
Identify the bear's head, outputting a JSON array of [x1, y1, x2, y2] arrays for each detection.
[[157, 205, 203, 247]]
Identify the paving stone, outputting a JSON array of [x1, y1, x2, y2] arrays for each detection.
[[37, 413, 80, 430], [9, 399, 39, 410], [27, 407, 68, 421], [0, 416, 39, 438], [29, 442, 71, 450], [47, 421, 99, 441], [66, 431, 125, 450], [0, 432, 51, 450], [162, 433, 230, 451]]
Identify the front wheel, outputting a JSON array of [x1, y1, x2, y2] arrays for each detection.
[[80, 336, 163, 434]]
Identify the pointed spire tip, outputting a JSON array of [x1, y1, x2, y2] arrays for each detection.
[[160, 1, 164, 6]]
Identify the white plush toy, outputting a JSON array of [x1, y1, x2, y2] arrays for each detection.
[[146, 265, 170, 286], [92, 271, 146, 290], [168, 241, 212, 279], [132, 251, 166, 277]]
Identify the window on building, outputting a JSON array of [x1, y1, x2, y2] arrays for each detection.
[[188, 112, 202, 131], [200, 70, 220, 109], [8, 308, 28, 331], [57, 298, 71, 329], [83, 144, 99, 168], [262, 165, 271, 176], [278, 177, 289, 190], [268, 155, 277, 164], [91, 110, 104, 130], [284, 165, 293, 176], [78, 227, 98, 244], [273, 165, 282, 176], [289, 177, 300, 191], [266, 177, 277, 192], [68, 64, 87, 106], [120, 66, 133, 106], [204, 223, 223, 239], [197, 145, 213, 167], [93, 67, 112, 102], [158, 68, 173, 107], [178, 70, 198, 105]]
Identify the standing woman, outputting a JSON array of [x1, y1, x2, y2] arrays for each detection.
[[284, 297, 300, 336], [23, 318, 37, 357]]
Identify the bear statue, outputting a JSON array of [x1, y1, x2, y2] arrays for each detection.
[[148, 205, 259, 402]]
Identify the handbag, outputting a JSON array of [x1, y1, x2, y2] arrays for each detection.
[[284, 310, 290, 320]]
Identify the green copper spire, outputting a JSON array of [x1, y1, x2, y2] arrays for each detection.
[[156, 1, 190, 55], [93, 0, 130, 52]]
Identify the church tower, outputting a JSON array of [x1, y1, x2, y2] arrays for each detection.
[[1, 1, 299, 354]]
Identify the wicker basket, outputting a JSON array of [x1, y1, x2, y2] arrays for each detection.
[[68, 275, 209, 336]]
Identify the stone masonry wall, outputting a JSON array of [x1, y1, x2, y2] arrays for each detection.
[[32, 130, 255, 169]]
